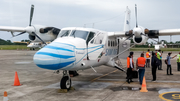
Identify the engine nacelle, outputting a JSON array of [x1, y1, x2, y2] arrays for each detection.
[[132, 35, 148, 45], [27, 25, 60, 42]]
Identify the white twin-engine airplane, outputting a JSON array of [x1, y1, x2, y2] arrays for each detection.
[[1, 5, 180, 90]]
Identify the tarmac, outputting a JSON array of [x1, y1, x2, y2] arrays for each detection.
[[0, 50, 180, 101]]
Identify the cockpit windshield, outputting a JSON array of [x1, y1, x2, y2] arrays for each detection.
[[58, 30, 71, 37], [70, 30, 89, 40]]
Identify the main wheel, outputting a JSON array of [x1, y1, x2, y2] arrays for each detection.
[[60, 76, 71, 90]]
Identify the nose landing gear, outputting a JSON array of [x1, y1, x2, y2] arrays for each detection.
[[60, 70, 71, 91]]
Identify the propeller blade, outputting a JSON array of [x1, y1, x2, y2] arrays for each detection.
[[14, 31, 26, 37], [29, 5, 34, 26], [141, 34, 158, 43], [32, 32, 47, 45], [135, 4, 138, 28]]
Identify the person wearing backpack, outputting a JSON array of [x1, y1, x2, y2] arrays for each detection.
[[166, 53, 177, 75], [151, 52, 159, 82]]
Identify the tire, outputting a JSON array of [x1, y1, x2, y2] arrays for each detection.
[[60, 76, 71, 90]]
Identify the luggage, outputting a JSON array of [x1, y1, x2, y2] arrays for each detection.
[[165, 59, 167, 64], [132, 71, 138, 78]]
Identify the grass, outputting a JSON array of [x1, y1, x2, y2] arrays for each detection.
[[0, 45, 179, 51], [0, 45, 30, 50]]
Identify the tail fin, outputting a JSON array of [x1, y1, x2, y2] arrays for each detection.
[[123, 6, 131, 31]]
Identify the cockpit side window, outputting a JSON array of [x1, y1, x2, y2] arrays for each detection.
[[86, 32, 95, 45], [94, 33, 104, 44], [70, 30, 89, 40], [58, 30, 71, 37]]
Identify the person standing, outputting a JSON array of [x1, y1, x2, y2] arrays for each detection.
[[166, 53, 177, 75], [177, 52, 180, 71], [136, 53, 146, 85], [146, 49, 151, 68], [157, 50, 162, 70], [126, 52, 134, 84], [151, 52, 159, 81]]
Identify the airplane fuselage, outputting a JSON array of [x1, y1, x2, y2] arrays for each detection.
[[33, 27, 119, 71]]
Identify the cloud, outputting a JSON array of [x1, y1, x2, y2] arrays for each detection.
[[0, 0, 180, 42]]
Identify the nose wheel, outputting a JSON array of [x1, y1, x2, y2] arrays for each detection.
[[60, 70, 71, 90]]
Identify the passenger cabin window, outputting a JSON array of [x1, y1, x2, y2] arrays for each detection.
[[108, 41, 110, 47], [70, 30, 89, 40], [58, 30, 71, 37]]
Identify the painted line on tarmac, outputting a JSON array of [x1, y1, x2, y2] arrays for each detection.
[[98, 79, 180, 83], [90, 69, 118, 82], [159, 92, 180, 101], [15, 61, 32, 64]]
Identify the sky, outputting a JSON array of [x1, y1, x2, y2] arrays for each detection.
[[0, 0, 180, 43]]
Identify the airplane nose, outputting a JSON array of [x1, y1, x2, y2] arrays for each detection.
[[33, 48, 61, 70], [33, 43, 76, 70]]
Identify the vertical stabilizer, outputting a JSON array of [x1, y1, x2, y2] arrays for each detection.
[[123, 6, 131, 31]]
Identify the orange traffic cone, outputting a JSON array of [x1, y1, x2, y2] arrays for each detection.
[[13, 71, 21, 86], [3, 91, 9, 101], [140, 76, 148, 92]]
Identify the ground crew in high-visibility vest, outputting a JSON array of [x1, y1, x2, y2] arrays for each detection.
[[157, 50, 163, 70], [177, 52, 180, 71], [136, 53, 146, 85], [146, 49, 151, 68], [126, 52, 134, 84]]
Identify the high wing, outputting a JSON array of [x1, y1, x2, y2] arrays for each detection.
[[0, 26, 25, 32], [158, 29, 180, 36], [109, 28, 180, 37]]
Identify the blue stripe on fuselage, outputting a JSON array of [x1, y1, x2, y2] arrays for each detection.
[[44, 45, 74, 52], [36, 52, 74, 59], [37, 60, 75, 70]]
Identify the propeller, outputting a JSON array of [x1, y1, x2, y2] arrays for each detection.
[[124, 4, 159, 42], [14, 5, 48, 45]]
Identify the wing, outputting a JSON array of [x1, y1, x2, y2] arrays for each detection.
[[0, 26, 25, 32], [108, 31, 126, 37], [158, 29, 180, 36]]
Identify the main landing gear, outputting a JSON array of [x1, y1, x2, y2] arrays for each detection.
[[60, 70, 71, 90]]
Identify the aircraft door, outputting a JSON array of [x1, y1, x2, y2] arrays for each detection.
[[86, 32, 95, 60], [87, 32, 106, 60], [118, 38, 130, 59]]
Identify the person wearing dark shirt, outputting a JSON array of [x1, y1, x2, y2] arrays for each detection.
[[126, 52, 134, 84], [151, 52, 159, 82]]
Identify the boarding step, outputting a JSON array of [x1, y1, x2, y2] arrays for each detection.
[[114, 58, 126, 73]]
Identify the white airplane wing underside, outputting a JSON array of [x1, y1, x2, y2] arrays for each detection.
[[158, 29, 180, 36], [108, 29, 180, 38], [0, 26, 25, 32]]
